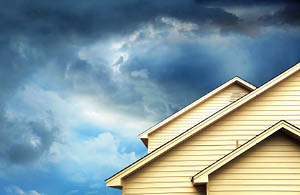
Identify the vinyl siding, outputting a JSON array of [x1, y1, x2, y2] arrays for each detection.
[[122, 69, 300, 195], [148, 83, 250, 152], [208, 131, 300, 195]]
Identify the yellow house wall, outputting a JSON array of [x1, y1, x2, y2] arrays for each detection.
[[122, 69, 300, 195], [148, 83, 250, 152], [208, 131, 300, 195]]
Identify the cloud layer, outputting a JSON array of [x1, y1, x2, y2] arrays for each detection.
[[0, 0, 300, 194]]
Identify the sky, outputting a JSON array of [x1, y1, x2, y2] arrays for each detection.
[[0, 0, 300, 194]]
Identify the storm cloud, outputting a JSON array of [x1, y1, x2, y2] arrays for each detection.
[[0, 115, 59, 164], [0, 0, 300, 165], [0, 38, 60, 165], [1, 0, 299, 43], [260, 5, 300, 26]]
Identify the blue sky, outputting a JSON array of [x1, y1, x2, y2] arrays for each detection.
[[0, 0, 300, 194]]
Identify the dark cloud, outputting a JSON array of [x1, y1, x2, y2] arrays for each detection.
[[0, 0, 248, 98], [260, 5, 300, 27], [194, 0, 300, 6], [64, 40, 227, 119], [0, 0, 282, 43], [67, 58, 143, 104], [0, 113, 59, 165], [1, 0, 299, 51], [121, 42, 224, 106], [0, 32, 60, 166]]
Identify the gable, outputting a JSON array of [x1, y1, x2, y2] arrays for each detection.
[[140, 77, 256, 149], [208, 131, 300, 195], [147, 82, 251, 152], [106, 62, 300, 189], [192, 120, 300, 184]]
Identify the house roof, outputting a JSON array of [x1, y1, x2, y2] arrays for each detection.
[[139, 76, 256, 146], [192, 120, 300, 184], [105, 62, 300, 188]]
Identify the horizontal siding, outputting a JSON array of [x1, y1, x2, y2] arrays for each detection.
[[148, 84, 250, 152], [208, 132, 300, 195], [123, 69, 300, 195]]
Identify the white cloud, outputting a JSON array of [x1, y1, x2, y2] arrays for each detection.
[[52, 132, 138, 184], [71, 95, 153, 137], [28, 190, 41, 195], [89, 183, 102, 189], [161, 16, 199, 34], [67, 190, 79, 194], [131, 69, 149, 79], [5, 186, 25, 195], [85, 191, 98, 195], [5, 186, 42, 195], [3, 83, 144, 185]]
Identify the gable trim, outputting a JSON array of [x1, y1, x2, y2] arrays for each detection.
[[139, 76, 256, 146], [192, 120, 300, 184], [106, 62, 300, 188]]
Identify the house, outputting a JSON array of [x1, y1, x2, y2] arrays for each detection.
[[106, 62, 300, 195]]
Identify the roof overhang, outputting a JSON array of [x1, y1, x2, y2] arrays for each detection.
[[192, 120, 300, 185], [139, 76, 256, 145]]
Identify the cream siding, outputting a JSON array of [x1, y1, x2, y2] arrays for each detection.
[[208, 131, 300, 195], [122, 69, 300, 195], [148, 83, 250, 152]]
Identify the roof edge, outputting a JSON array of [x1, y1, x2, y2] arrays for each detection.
[[192, 120, 300, 184]]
